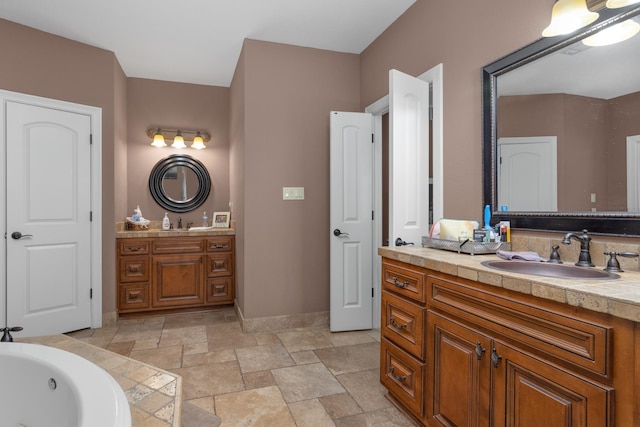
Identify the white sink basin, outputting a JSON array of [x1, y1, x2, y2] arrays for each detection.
[[187, 226, 215, 231]]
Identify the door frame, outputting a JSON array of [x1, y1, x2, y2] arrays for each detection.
[[365, 64, 444, 328], [627, 135, 640, 211], [0, 90, 103, 330]]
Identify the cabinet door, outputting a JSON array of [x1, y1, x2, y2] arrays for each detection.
[[426, 311, 492, 427], [491, 341, 613, 427], [152, 255, 204, 307]]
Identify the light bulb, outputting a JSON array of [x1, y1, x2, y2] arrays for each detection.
[[151, 129, 166, 147], [583, 19, 640, 46], [191, 132, 206, 149], [172, 130, 186, 148], [606, 0, 640, 8], [542, 0, 599, 37]]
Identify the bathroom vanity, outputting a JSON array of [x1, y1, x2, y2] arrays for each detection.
[[117, 228, 235, 316], [379, 246, 640, 427]]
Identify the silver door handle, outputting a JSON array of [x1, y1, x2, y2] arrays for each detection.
[[11, 232, 33, 240], [333, 229, 349, 237]]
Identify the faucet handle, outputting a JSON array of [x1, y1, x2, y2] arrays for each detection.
[[604, 251, 639, 273], [549, 245, 562, 263]]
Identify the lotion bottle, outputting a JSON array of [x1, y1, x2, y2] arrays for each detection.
[[162, 213, 170, 230]]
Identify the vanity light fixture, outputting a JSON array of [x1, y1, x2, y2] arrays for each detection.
[[582, 18, 640, 45], [606, 0, 640, 8], [542, 0, 599, 37], [146, 128, 211, 149]]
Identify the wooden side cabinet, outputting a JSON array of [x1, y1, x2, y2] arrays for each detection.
[[117, 235, 235, 315]]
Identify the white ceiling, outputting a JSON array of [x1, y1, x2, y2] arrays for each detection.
[[0, 0, 415, 87]]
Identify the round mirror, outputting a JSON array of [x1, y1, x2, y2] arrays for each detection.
[[149, 154, 211, 213]]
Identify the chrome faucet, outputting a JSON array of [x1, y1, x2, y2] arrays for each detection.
[[561, 229, 594, 267]]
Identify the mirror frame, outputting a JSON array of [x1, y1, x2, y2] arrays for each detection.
[[482, 4, 640, 236], [149, 154, 211, 213]]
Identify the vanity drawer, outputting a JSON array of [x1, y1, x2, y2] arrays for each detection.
[[152, 238, 204, 254], [206, 253, 234, 277], [206, 236, 234, 252], [382, 290, 425, 360], [380, 338, 425, 417], [118, 283, 151, 311], [119, 239, 150, 255], [119, 256, 150, 283], [206, 277, 234, 304], [427, 274, 612, 377], [382, 260, 426, 302]]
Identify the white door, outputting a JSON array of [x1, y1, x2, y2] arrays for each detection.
[[498, 136, 557, 211], [389, 69, 430, 247], [5, 101, 92, 335], [329, 111, 373, 332], [626, 135, 640, 211]]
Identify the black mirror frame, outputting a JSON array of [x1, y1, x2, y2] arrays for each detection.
[[482, 4, 640, 236], [149, 154, 211, 213]]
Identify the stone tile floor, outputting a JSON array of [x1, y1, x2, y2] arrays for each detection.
[[68, 309, 416, 427]]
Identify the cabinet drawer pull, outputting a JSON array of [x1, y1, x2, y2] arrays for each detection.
[[475, 342, 486, 360], [491, 348, 503, 368], [390, 317, 408, 329], [392, 277, 410, 288], [389, 366, 407, 382], [213, 244, 226, 249], [128, 247, 141, 252], [128, 265, 140, 273]]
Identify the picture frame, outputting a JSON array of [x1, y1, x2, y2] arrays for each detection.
[[213, 211, 230, 228]]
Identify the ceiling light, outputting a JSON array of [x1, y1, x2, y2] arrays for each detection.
[[583, 19, 640, 45], [171, 130, 186, 149], [191, 132, 206, 149], [606, 0, 640, 8], [146, 128, 211, 149], [150, 128, 166, 147], [542, 0, 599, 37]]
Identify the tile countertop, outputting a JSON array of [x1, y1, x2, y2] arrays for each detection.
[[379, 246, 640, 324], [117, 227, 235, 239]]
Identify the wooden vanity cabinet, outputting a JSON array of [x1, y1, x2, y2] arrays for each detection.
[[117, 235, 235, 315], [380, 257, 633, 427]]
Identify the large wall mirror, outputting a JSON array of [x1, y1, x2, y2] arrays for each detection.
[[149, 154, 211, 213], [483, 4, 640, 236]]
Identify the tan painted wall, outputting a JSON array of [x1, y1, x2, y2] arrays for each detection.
[[126, 78, 230, 225], [0, 18, 123, 314], [360, 0, 550, 221], [233, 40, 360, 319]]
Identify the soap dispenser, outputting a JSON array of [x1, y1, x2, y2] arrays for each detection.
[[162, 213, 170, 230]]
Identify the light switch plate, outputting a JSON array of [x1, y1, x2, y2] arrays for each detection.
[[283, 187, 304, 200]]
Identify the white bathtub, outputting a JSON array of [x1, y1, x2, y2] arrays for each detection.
[[0, 342, 131, 427]]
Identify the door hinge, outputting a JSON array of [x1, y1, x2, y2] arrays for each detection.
[[372, 288, 374, 298], [372, 211, 374, 220], [90, 288, 93, 299], [90, 134, 93, 145], [429, 105, 434, 121], [371, 134, 374, 143], [90, 211, 93, 221]]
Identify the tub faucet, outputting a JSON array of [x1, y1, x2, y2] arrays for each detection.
[[0, 326, 23, 342], [561, 229, 594, 267]]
